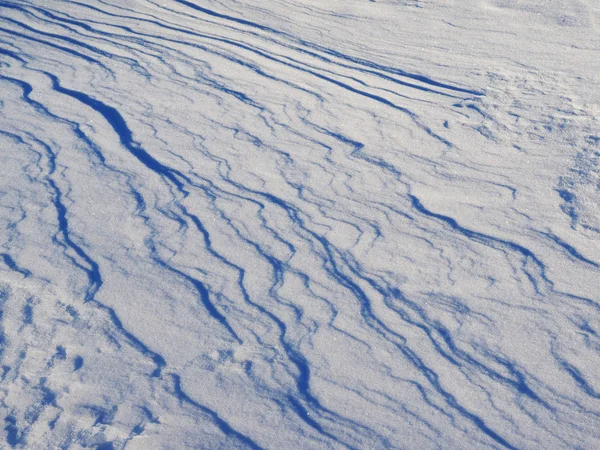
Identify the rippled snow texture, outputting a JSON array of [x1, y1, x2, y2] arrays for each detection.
[[1, 0, 600, 449]]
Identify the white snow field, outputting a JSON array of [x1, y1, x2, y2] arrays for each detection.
[[1, 0, 599, 448]]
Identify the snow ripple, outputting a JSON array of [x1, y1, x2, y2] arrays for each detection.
[[1, 0, 599, 448]]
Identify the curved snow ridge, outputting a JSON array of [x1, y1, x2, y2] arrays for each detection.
[[1, 0, 599, 449]]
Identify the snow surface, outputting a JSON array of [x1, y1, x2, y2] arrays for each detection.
[[1, 0, 600, 448]]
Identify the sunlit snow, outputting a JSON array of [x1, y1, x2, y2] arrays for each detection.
[[1, 0, 599, 448]]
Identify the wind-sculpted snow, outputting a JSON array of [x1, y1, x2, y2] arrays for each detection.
[[1, 0, 599, 448]]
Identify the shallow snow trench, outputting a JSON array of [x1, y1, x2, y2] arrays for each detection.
[[1, 0, 599, 448]]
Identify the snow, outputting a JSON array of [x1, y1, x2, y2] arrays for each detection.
[[1, 0, 599, 448]]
